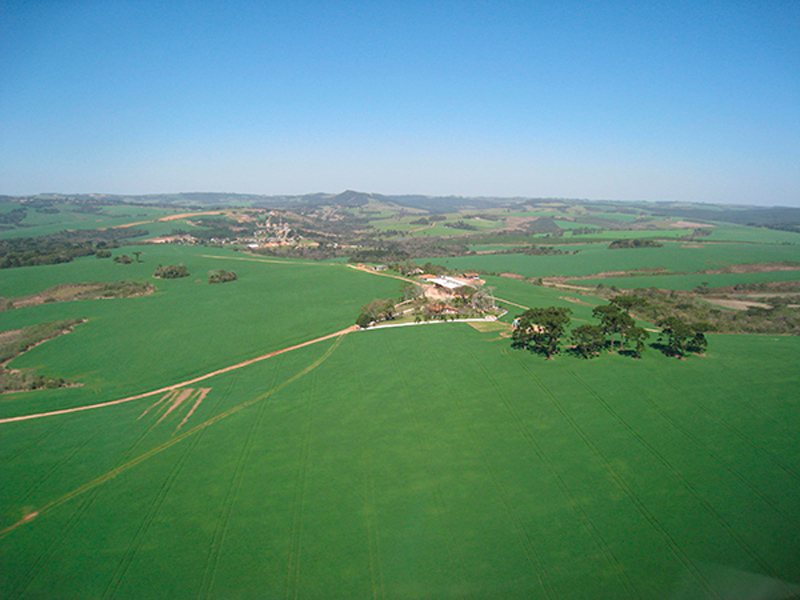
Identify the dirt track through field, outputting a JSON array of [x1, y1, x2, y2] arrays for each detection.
[[0, 326, 357, 424]]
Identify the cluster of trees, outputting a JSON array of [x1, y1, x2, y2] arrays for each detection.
[[208, 269, 237, 284], [513, 296, 709, 359], [153, 264, 190, 279], [608, 238, 664, 249], [356, 298, 396, 328], [495, 244, 574, 256]]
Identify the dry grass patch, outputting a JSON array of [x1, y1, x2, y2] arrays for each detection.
[[2, 281, 154, 310]]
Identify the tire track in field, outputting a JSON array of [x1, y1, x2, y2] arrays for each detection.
[[646, 368, 800, 485], [443, 341, 558, 599], [101, 401, 213, 600], [0, 326, 357, 425], [197, 360, 282, 600], [352, 365, 386, 600], [620, 367, 797, 523], [566, 368, 791, 591], [0, 418, 68, 467], [459, 341, 636, 599], [0, 337, 344, 543], [4, 401, 182, 598], [15, 434, 96, 506], [459, 343, 642, 598], [383, 337, 480, 599], [284, 366, 317, 600], [363, 463, 386, 600], [508, 354, 720, 599]]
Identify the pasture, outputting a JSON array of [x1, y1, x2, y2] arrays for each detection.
[[2, 320, 799, 598]]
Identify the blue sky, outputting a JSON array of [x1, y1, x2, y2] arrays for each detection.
[[1, 1, 798, 205]]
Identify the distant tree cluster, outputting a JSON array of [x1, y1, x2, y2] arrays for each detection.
[[608, 238, 664, 249], [208, 269, 237, 284], [0, 229, 144, 269], [495, 244, 574, 256], [153, 264, 190, 279]]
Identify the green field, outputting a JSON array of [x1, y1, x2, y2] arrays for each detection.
[[2, 317, 800, 598], [429, 241, 800, 278], [2, 204, 800, 598]]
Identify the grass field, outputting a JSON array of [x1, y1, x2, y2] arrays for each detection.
[[428, 241, 800, 279], [2, 322, 799, 599], [0, 202, 182, 240]]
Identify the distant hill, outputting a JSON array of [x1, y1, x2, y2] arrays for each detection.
[[5, 192, 800, 230]]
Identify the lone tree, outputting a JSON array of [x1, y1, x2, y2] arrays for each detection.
[[626, 325, 650, 358], [132, 251, 143, 263], [570, 324, 605, 358], [513, 306, 572, 358]]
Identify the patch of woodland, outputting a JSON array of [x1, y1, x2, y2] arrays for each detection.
[[607, 238, 664, 249], [208, 269, 237, 284], [0, 228, 147, 269], [0, 319, 85, 392], [593, 286, 800, 335], [491, 244, 576, 256], [153, 264, 190, 279]]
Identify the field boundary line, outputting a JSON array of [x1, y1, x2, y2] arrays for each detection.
[[0, 326, 357, 424]]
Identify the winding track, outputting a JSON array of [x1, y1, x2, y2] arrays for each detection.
[[0, 326, 358, 425]]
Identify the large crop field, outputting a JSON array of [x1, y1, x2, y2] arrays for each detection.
[[3, 317, 800, 598], [2, 197, 800, 598]]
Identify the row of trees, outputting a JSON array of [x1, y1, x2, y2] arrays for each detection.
[[512, 296, 709, 359]]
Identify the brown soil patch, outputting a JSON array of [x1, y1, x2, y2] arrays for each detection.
[[698, 262, 800, 275], [500, 216, 535, 231], [6, 282, 154, 310], [559, 296, 593, 306], [467, 321, 509, 333], [701, 298, 772, 311], [113, 210, 228, 229], [674, 221, 714, 228], [681, 244, 705, 248]]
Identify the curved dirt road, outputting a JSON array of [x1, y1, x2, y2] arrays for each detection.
[[0, 326, 357, 425]]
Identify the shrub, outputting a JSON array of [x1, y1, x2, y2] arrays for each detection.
[[153, 264, 190, 279]]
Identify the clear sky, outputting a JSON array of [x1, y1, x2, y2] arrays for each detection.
[[1, 1, 798, 205]]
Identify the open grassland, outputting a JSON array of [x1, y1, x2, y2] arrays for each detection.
[[1, 324, 799, 599]]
